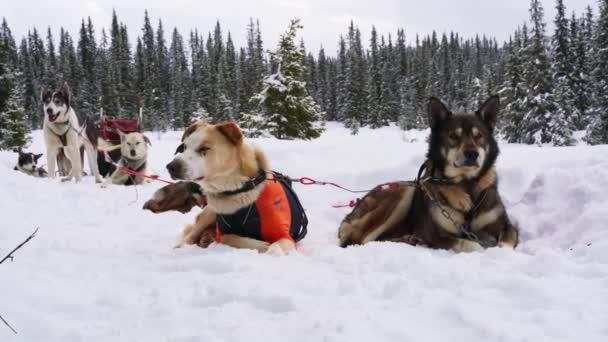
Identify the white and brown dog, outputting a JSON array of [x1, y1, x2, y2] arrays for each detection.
[[103, 131, 151, 186], [165, 122, 307, 255], [42, 82, 102, 183]]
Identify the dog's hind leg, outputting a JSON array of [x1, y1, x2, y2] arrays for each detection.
[[84, 142, 102, 183], [62, 145, 82, 182]]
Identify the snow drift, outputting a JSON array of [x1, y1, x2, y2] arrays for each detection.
[[1, 123, 607, 341]]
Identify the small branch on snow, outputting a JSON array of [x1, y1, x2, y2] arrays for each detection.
[[0, 227, 39, 265], [0, 314, 17, 334], [1, 227, 39, 334]]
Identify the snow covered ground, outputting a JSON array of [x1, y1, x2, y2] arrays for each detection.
[[1, 122, 608, 341]]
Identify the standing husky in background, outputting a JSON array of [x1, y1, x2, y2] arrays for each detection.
[[42, 82, 102, 183], [338, 96, 519, 253], [103, 131, 151, 186]]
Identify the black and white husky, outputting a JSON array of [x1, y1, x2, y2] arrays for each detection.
[[41, 82, 102, 183], [13, 150, 48, 178]]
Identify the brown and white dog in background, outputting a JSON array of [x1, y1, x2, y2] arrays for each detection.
[[42, 81, 102, 183], [102, 131, 151, 186], [338, 96, 519, 253]]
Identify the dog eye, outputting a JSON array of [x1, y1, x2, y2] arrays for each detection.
[[473, 134, 482, 141], [136, 142, 141, 145], [175, 143, 185, 155], [449, 133, 459, 140], [197, 147, 210, 155]]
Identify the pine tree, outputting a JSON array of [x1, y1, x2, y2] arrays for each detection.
[[586, 0, 608, 144], [0, 19, 29, 149], [520, 0, 571, 145], [168, 27, 191, 128], [156, 19, 171, 128], [249, 18, 324, 140], [77, 18, 98, 120], [342, 22, 368, 131], [0, 82, 29, 150], [367, 26, 382, 126], [224, 32, 238, 113], [570, 8, 593, 129], [501, 30, 528, 143], [551, 0, 576, 145]]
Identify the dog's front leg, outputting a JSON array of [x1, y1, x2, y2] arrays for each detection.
[[221, 235, 270, 253], [497, 223, 519, 249], [101, 169, 129, 187], [47, 147, 59, 178], [176, 207, 217, 248], [265, 239, 296, 256]]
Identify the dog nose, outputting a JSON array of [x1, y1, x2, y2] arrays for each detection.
[[464, 150, 479, 161], [166, 160, 181, 178], [46, 108, 53, 115], [130, 150, 136, 157]]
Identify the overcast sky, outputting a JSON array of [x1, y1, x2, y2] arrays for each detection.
[[1, 0, 598, 55]]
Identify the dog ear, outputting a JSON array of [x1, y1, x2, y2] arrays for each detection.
[[143, 135, 152, 146], [476, 95, 500, 130], [174, 143, 185, 155], [34, 153, 43, 162], [216, 122, 243, 146], [40, 88, 51, 102], [181, 122, 206, 142], [117, 129, 126, 142], [59, 81, 71, 104], [427, 97, 452, 128]]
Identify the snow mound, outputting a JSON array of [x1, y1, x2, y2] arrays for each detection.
[[1, 123, 607, 341]]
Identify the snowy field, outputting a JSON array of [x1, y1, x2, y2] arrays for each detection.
[[1, 122, 608, 341]]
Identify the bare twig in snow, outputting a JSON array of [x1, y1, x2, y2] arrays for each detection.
[[0, 227, 39, 264], [1, 227, 39, 334]]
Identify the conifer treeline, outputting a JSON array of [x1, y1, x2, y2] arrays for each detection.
[[1, 0, 607, 146]]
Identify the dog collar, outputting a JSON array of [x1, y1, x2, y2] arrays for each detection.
[[215, 169, 268, 197]]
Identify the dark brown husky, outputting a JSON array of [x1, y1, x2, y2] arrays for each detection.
[[338, 96, 519, 252]]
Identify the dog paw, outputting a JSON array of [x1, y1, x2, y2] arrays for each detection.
[[454, 239, 484, 253], [182, 224, 195, 236], [61, 177, 72, 182], [497, 241, 515, 249], [393, 234, 424, 246], [265, 243, 285, 256], [100, 183, 109, 189]]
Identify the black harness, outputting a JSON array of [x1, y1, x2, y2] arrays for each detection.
[[414, 161, 493, 247], [216, 171, 308, 243], [49, 121, 72, 146], [119, 157, 147, 186]]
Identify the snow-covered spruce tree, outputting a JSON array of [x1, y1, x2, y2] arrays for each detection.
[[367, 26, 382, 127], [342, 22, 368, 132], [586, 0, 608, 145], [397, 77, 419, 130], [570, 8, 594, 129], [0, 82, 29, 150], [248, 18, 324, 140], [550, 0, 576, 145], [0, 18, 29, 150], [501, 29, 528, 143], [520, 0, 571, 145]]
